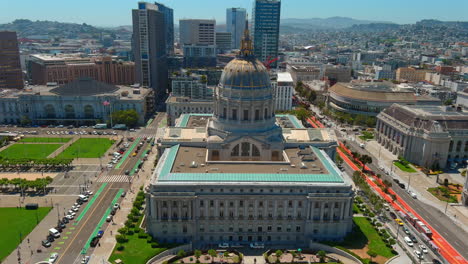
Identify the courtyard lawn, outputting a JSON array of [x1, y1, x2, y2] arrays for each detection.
[[56, 138, 115, 158], [0, 143, 62, 159], [0, 207, 52, 261], [353, 217, 394, 258], [109, 234, 167, 264], [326, 217, 395, 261], [393, 161, 416, 173], [18, 137, 71, 143], [359, 131, 374, 141]]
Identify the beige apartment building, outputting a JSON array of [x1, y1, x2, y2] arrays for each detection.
[[396, 67, 433, 83]]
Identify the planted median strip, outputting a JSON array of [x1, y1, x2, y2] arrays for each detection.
[[73, 183, 107, 225], [115, 138, 141, 169], [81, 188, 124, 254]]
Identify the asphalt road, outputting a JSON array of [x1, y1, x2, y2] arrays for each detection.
[[54, 114, 162, 263], [342, 134, 468, 260]]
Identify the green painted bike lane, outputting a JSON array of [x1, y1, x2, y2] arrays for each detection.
[[81, 188, 124, 254], [129, 147, 150, 176], [115, 138, 141, 169], [73, 183, 108, 225]]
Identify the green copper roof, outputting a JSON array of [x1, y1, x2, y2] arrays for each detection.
[[157, 145, 343, 183]]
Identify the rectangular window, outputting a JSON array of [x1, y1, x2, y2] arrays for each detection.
[[232, 109, 237, 120], [223, 107, 227, 118], [255, 109, 260, 120], [243, 109, 249, 121]]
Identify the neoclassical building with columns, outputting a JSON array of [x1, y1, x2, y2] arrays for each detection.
[[146, 27, 353, 247], [376, 104, 468, 169]]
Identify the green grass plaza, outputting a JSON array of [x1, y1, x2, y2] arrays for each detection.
[[0, 207, 52, 261]]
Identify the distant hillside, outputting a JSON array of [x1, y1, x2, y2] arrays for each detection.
[[347, 23, 402, 32], [0, 19, 116, 39], [281, 16, 393, 30]]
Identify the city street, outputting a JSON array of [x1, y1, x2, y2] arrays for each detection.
[[1, 113, 165, 264]]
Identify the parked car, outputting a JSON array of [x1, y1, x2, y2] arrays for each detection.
[[404, 236, 414, 247], [81, 256, 90, 264], [42, 239, 51, 247], [97, 230, 104, 238], [218, 243, 229, 248], [414, 250, 424, 260], [419, 244, 428, 254], [121, 191, 126, 197], [106, 215, 113, 222], [113, 203, 120, 210], [48, 253, 59, 263], [395, 218, 404, 226], [249, 242, 264, 249], [90, 236, 100, 247], [403, 226, 410, 234]]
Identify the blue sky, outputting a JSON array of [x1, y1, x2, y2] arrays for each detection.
[[1, 0, 467, 26]]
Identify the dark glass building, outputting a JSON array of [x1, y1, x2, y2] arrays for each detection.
[[132, 2, 168, 103], [154, 2, 174, 55], [252, 0, 281, 67]]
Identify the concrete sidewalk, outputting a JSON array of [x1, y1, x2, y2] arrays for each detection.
[[90, 146, 158, 264]]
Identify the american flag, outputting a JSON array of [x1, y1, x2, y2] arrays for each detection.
[[102, 101, 110, 106]]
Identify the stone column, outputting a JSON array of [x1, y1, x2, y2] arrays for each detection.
[[274, 200, 278, 218], [205, 201, 209, 219], [215, 200, 219, 219], [254, 200, 258, 219], [157, 201, 162, 220], [283, 200, 288, 218], [293, 200, 298, 219], [320, 202, 325, 221], [340, 201, 345, 220], [168, 203, 172, 222], [235, 200, 239, 219], [178, 201, 182, 221]]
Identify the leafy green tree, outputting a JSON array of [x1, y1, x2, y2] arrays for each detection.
[[367, 249, 377, 262], [360, 154, 373, 172], [177, 249, 186, 258], [111, 109, 139, 128], [208, 249, 217, 263], [275, 250, 283, 263], [194, 250, 202, 261], [20, 115, 32, 126]]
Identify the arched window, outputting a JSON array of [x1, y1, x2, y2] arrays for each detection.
[[241, 142, 250, 156], [456, 141, 462, 152], [64, 105, 75, 119], [212, 150, 220, 160], [84, 105, 94, 119], [252, 144, 260, 156], [231, 145, 239, 156], [44, 104, 56, 118], [272, 151, 280, 161], [264, 108, 268, 119]]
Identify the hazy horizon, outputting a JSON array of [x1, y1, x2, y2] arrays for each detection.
[[1, 0, 467, 27]]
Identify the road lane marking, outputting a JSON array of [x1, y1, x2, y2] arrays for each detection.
[[81, 188, 124, 254], [115, 138, 140, 169], [73, 183, 107, 225], [54, 183, 114, 263]]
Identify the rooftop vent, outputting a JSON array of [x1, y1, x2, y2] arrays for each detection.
[[190, 161, 198, 168], [280, 168, 288, 171], [300, 162, 308, 169]]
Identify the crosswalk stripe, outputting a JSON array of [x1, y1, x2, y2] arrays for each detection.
[[97, 174, 131, 182]]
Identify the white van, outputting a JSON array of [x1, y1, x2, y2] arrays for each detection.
[[78, 194, 88, 202], [49, 228, 61, 238], [404, 236, 414, 247]]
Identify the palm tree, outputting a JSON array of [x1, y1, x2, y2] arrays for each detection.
[[317, 250, 326, 263]]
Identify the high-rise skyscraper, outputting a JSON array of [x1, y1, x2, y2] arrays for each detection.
[[226, 7, 246, 49], [154, 2, 174, 55], [179, 19, 216, 45], [0, 31, 23, 89], [252, 0, 281, 67], [132, 2, 168, 103]]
